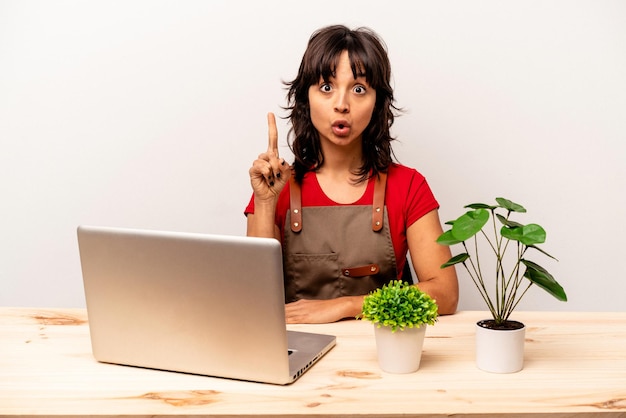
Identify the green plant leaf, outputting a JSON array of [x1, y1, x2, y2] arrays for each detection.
[[501, 225, 523, 241], [501, 223, 546, 246], [451, 209, 489, 241], [436, 230, 462, 246], [528, 245, 558, 261], [519, 224, 546, 245], [496, 197, 527, 213], [522, 259, 567, 301], [441, 253, 470, 268], [496, 213, 523, 228], [465, 203, 496, 210]]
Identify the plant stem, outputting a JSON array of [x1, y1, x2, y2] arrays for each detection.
[[503, 244, 529, 318], [461, 242, 497, 318], [462, 262, 497, 318], [488, 208, 507, 322], [506, 282, 533, 318]]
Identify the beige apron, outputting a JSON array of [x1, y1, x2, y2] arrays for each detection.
[[282, 173, 398, 302]]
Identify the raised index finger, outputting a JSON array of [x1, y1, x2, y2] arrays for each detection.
[[267, 112, 279, 157]]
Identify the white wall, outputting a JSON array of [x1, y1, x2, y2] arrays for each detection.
[[1, 0, 625, 311]]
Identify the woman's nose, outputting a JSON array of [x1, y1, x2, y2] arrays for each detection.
[[334, 92, 349, 113]]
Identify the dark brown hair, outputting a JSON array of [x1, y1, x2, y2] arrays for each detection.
[[284, 25, 399, 183]]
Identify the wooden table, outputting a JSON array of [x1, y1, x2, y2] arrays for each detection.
[[1, 308, 625, 417]]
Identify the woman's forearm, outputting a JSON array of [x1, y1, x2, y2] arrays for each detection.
[[246, 200, 279, 239]]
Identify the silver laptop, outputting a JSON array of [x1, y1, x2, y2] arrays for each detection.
[[77, 225, 336, 385]]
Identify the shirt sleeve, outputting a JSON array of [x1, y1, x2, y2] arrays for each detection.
[[244, 194, 255, 216], [401, 168, 440, 229], [378, 164, 440, 278]]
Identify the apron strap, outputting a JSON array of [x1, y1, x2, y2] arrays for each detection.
[[289, 177, 302, 232], [372, 172, 387, 232], [289, 171, 388, 233]]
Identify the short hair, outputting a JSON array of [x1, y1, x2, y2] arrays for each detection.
[[284, 25, 399, 183]]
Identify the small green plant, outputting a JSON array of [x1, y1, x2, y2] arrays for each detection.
[[359, 280, 438, 332], [437, 197, 567, 325]]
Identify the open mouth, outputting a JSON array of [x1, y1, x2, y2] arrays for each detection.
[[332, 121, 351, 136]]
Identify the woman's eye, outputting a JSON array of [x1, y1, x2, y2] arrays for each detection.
[[353, 85, 366, 94], [320, 84, 332, 92]]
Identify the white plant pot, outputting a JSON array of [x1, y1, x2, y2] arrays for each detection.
[[475, 320, 525, 373], [373, 324, 427, 374]]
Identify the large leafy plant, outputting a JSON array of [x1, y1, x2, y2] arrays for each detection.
[[437, 197, 567, 325], [360, 280, 438, 332]]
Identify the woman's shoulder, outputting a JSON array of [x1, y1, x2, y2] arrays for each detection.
[[387, 163, 426, 182], [385, 163, 439, 216]]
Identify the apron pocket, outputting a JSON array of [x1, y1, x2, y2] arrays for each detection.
[[286, 253, 341, 301]]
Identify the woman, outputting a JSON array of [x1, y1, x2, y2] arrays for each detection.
[[246, 25, 458, 324]]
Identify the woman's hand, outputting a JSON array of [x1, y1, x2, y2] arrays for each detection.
[[249, 113, 291, 203], [285, 296, 365, 324], [247, 113, 291, 239]]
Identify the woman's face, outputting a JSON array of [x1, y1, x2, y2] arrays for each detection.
[[308, 50, 377, 152]]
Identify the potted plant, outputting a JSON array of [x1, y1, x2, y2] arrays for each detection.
[[437, 197, 567, 373], [359, 280, 438, 373]]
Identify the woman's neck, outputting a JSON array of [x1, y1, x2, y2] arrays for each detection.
[[315, 144, 367, 203], [318, 139, 363, 178], [315, 167, 368, 204]]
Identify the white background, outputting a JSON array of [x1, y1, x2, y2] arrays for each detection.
[[1, 0, 625, 311]]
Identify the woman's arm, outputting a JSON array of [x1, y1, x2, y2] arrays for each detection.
[[246, 211, 281, 240], [407, 209, 459, 315]]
